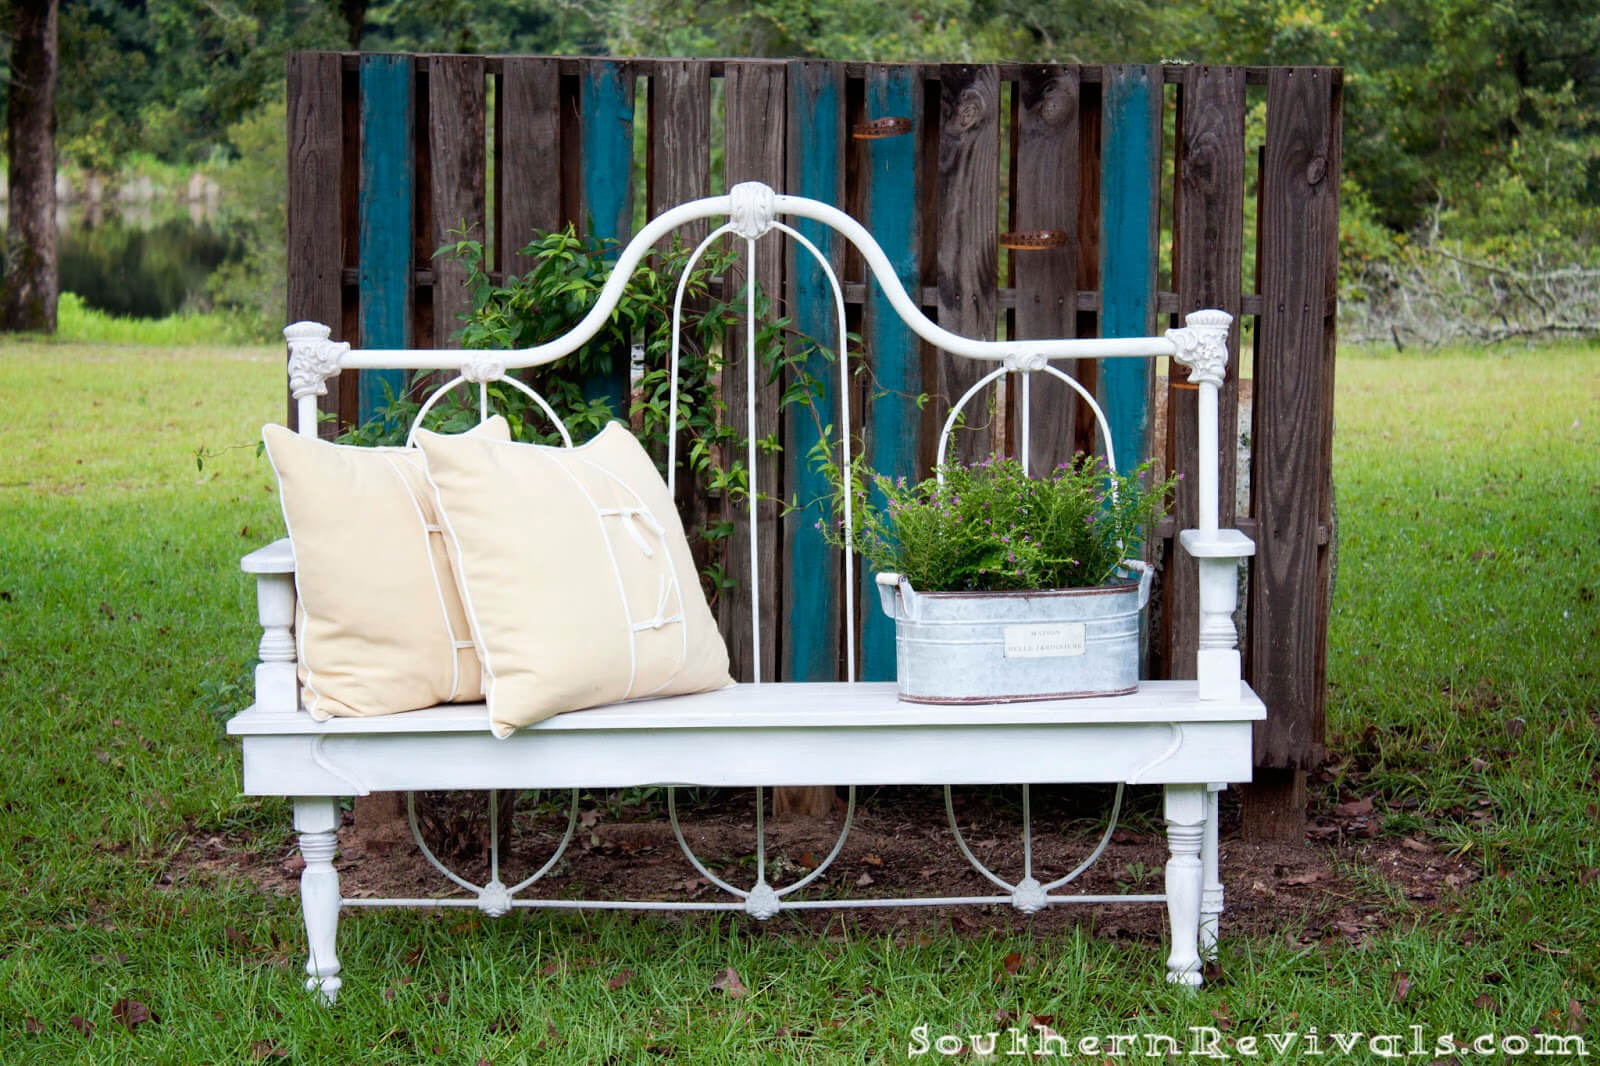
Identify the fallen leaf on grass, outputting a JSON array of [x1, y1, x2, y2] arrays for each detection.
[[69, 1015, 94, 1038], [1001, 952, 1023, 976], [606, 969, 635, 991], [711, 967, 748, 998], [1570, 999, 1587, 1030], [251, 1042, 288, 1060], [1472, 993, 1499, 1014], [1334, 796, 1374, 817], [112, 998, 155, 1032], [1392, 972, 1411, 1003], [24, 1017, 42, 1034]]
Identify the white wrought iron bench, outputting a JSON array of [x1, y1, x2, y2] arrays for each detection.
[[228, 182, 1262, 1002]]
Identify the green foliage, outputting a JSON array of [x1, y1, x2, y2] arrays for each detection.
[[203, 98, 289, 342], [48, 290, 252, 346], [343, 225, 741, 452], [825, 455, 1174, 592], [54, 0, 345, 168], [343, 225, 839, 595]]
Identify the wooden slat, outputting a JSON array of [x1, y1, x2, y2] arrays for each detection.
[[935, 64, 1001, 463], [1250, 67, 1339, 770], [1166, 65, 1246, 681], [783, 60, 845, 684], [648, 61, 714, 610], [1096, 65, 1160, 471], [578, 59, 635, 416], [860, 64, 922, 682], [357, 54, 414, 422], [1010, 66, 1081, 474], [1312, 75, 1343, 763], [427, 55, 486, 349], [495, 58, 560, 276], [286, 52, 345, 437], [648, 61, 711, 245], [723, 61, 787, 685], [338, 63, 360, 428]]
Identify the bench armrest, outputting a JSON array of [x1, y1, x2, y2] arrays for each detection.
[[1176, 528, 1253, 702], [244, 538, 300, 714], [1177, 528, 1254, 559], [242, 537, 295, 574]]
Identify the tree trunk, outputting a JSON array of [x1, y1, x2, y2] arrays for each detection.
[[2, 0, 59, 333], [338, 0, 367, 48]]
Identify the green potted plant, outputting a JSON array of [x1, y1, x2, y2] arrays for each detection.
[[830, 455, 1176, 703]]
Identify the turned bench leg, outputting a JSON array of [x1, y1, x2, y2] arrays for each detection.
[[294, 797, 343, 1004], [1200, 784, 1224, 961], [1163, 783, 1206, 987]]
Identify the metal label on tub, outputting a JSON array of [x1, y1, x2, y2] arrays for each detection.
[[1003, 623, 1087, 658]]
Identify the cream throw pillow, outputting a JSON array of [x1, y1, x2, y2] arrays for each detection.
[[415, 422, 732, 737], [262, 417, 510, 719]]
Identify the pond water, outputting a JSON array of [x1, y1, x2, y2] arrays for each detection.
[[58, 213, 239, 318], [1, 176, 240, 318]]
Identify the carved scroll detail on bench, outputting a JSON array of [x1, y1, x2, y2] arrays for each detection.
[[1127, 722, 1185, 784], [285, 321, 350, 399]]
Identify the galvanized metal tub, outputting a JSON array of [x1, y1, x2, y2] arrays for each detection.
[[874, 567, 1152, 704]]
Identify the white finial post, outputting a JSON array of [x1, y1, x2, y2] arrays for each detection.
[[1168, 309, 1254, 702], [1166, 309, 1231, 534], [284, 322, 350, 437]]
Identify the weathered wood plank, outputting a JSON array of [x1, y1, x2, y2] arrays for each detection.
[[1250, 67, 1338, 771], [648, 61, 714, 614], [286, 52, 346, 437], [1167, 65, 1245, 681], [357, 53, 414, 422], [648, 61, 711, 246], [860, 64, 921, 682], [722, 61, 787, 685], [578, 59, 635, 417], [1097, 65, 1160, 471], [783, 60, 845, 684], [935, 64, 1001, 463], [338, 62, 360, 428], [495, 58, 560, 276], [1010, 66, 1080, 475], [427, 55, 486, 349]]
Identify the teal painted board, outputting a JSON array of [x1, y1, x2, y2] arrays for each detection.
[[358, 54, 414, 424], [860, 65, 920, 682], [1097, 65, 1161, 474], [783, 61, 844, 683], [579, 61, 635, 417]]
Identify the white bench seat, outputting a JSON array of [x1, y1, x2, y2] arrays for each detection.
[[228, 680, 1265, 794]]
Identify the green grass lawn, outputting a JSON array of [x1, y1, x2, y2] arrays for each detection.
[[0, 335, 1595, 1062]]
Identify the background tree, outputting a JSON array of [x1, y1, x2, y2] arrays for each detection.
[[3, 0, 58, 332]]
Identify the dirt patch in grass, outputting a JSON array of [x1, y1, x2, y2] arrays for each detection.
[[169, 775, 1474, 956]]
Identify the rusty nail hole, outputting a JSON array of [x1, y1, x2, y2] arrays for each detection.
[[1000, 230, 1068, 250], [852, 117, 913, 139]]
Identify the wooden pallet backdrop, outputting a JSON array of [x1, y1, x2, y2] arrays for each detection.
[[285, 54, 1340, 787]]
